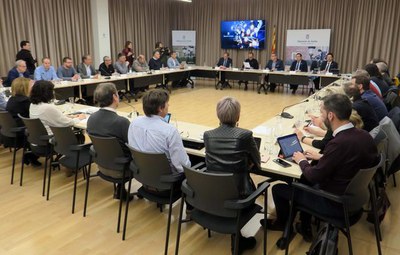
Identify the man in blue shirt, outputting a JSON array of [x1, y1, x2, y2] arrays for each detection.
[[34, 57, 59, 81], [351, 74, 388, 120], [4, 60, 30, 87], [167, 51, 182, 69]]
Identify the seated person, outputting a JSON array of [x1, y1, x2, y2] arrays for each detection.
[[0, 79, 7, 110], [167, 51, 183, 69], [87, 83, 133, 200], [239, 52, 259, 91], [4, 60, 30, 87], [314, 53, 339, 90], [132, 54, 149, 72], [6, 77, 41, 166], [216, 52, 233, 88], [128, 89, 191, 174], [148, 50, 162, 70], [98, 56, 115, 76], [76, 55, 98, 79], [34, 57, 59, 81], [57, 57, 80, 81], [289, 53, 308, 94], [203, 96, 261, 253], [114, 53, 129, 74], [29, 80, 85, 135], [365, 63, 390, 96], [263, 94, 378, 247], [351, 74, 388, 120], [264, 53, 284, 92]]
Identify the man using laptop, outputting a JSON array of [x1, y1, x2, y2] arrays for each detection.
[[262, 94, 378, 247]]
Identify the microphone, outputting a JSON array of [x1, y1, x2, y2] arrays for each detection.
[[121, 100, 138, 118], [99, 66, 111, 76], [280, 99, 309, 119]]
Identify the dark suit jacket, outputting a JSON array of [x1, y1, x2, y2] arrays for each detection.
[[290, 60, 308, 72], [98, 63, 115, 76], [204, 124, 261, 197], [148, 58, 162, 70], [4, 68, 30, 87], [265, 59, 284, 71], [76, 63, 97, 78], [243, 58, 259, 69], [6, 95, 31, 127], [320, 61, 339, 72], [217, 57, 233, 68], [16, 49, 36, 75]]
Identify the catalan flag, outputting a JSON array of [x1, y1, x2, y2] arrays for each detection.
[[271, 26, 276, 54]]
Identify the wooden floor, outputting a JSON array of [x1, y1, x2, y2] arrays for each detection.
[[0, 81, 399, 254]]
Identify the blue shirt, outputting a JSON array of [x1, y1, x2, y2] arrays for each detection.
[[361, 90, 388, 121], [57, 66, 78, 81], [34, 65, 59, 81], [167, 57, 180, 68], [128, 115, 191, 173], [0, 92, 7, 110]]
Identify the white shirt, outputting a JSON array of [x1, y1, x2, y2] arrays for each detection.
[[29, 103, 79, 135], [128, 115, 191, 173], [332, 122, 354, 137], [85, 64, 92, 76]]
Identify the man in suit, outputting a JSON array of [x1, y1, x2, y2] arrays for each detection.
[[16, 40, 37, 76], [86, 83, 133, 201], [216, 52, 233, 89], [314, 53, 339, 90], [76, 55, 98, 100], [265, 53, 284, 92], [4, 60, 30, 87], [289, 53, 308, 94], [239, 52, 259, 91]]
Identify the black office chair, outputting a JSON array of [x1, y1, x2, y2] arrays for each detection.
[[84, 134, 133, 240], [19, 115, 54, 195], [283, 154, 384, 255], [175, 165, 269, 255], [49, 126, 92, 212], [0, 111, 25, 184], [127, 146, 184, 255]]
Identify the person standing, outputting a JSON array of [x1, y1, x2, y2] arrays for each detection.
[[16, 40, 37, 76], [122, 41, 135, 68]]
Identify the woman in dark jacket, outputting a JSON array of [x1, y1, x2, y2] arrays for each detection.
[[6, 77, 41, 166]]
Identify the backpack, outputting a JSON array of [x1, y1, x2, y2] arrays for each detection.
[[307, 223, 339, 255]]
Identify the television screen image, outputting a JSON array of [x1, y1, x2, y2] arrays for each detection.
[[221, 20, 266, 49]]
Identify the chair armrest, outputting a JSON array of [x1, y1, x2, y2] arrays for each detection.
[[292, 182, 343, 204], [160, 172, 185, 183], [70, 142, 92, 151], [192, 162, 206, 169], [39, 134, 53, 141], [114, 156, 131, 164], [181, 180, 194, 198], [224, 182, 270, 210]]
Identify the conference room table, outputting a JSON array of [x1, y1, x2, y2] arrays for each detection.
[[52, 66, 341, 100]]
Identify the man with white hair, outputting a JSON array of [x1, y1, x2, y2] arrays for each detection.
[[4, 60, 30, 87]]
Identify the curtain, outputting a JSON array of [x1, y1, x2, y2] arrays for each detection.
[[0, 0, 93, 77], [108, 0, 172, 63]]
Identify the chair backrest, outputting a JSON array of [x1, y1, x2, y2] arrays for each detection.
[[128, 145, 172, 190], [49, 126, 78, 157], [344, 154, 383, 212], [0, 111, 19, 138], [183, 165, 240, 218], [19, 115, 49, 146], [88, 134, 126, 171]]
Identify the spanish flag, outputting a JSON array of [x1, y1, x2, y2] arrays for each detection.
[[271, 26, 276, 54]]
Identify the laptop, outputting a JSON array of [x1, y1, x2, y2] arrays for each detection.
[[243, 62, 251, 69], [277, 134, 304, 162], [164, 113, 171, 123]]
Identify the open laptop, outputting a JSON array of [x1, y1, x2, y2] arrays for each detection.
[[277, 133, 304, 163], [243, 62, 251, 69]]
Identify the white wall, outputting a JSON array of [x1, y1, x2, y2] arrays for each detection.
[[90, 0, 111, 68]]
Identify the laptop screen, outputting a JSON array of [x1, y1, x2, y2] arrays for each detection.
[[277, 134, 303, 158]]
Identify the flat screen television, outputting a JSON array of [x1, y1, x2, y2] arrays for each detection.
[[221, 20, 266, 49]]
